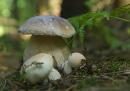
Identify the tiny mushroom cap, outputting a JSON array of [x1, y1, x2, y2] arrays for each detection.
[[63, 52, 86, 74], [68, 52, 86, 67], [21, 53, 54, 83], [19, 16, 75, 38]]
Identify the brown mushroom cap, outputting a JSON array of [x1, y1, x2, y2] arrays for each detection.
[[19, 16, 75, 38]]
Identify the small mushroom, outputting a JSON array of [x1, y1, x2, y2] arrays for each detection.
[[20, 53, 61, 83], [48, 68, 61, 81], [19, 16, 75, 68], [63, 52, 86, 74]]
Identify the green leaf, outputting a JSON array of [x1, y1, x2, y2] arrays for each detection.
[[68, 5, 130, 48]]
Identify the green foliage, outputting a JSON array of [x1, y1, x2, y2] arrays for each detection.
[[111, 4, 130, 17], [0, 0, 37, 22], [0, 0, 13, 17], [77, 77, 98, 89], [84, 0, 99, 9], [68, 11, 110, 45], [17, 0, 37, 23], [0, 34, 27, 56], [68, 12, 103, 46], [94, 24, 123, 49], [68, 4, 130, 49]]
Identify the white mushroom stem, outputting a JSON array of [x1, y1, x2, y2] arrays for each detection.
[[63, 61, 72, 74], [63, 52, 86, 74], [48, 68, 61, 80], [23, 35, 70, 68]]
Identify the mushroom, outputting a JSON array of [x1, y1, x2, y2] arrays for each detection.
[[63, 52, 86, 74], [19, 16, 75, 68], [20, 53, 61, 83]]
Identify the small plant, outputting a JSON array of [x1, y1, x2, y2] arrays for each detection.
[[68, 4, 130, 49]]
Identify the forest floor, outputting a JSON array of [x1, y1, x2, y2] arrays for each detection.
[[0, 34, 130, 91]]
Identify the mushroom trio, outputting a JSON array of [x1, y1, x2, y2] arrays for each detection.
[[19, 16, 86, 83]]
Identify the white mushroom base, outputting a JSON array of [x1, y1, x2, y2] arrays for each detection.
[[21, 53, 61, 83]]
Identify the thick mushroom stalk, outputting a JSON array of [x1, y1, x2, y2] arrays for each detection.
[[24, 35, 70, 68], [20, 53, 61, 83], [63, 52, 86, 74]]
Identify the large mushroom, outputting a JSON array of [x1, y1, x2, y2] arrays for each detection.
[[19, 16, 75, 68]]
